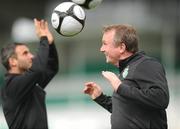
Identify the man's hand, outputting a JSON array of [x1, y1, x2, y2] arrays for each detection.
[[34, 18, 54, 44], [83, 82, 102, 99], [102, 71, 121, 91]]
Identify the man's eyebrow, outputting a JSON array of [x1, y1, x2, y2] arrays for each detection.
[[22, 50, 28, 54]]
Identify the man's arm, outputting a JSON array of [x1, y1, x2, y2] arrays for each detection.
[[34, 19, 59, 88], [94, 93, 112, 113], [38, 41, 59, 89], [84, 82, 112, 113]]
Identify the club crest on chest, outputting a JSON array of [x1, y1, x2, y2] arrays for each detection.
[[122, 66, 129, 79]]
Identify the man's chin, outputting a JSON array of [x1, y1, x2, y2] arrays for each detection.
[[106, 58, 111, 64], [106, 58, 116, 66], [29, 63, 32, 68]]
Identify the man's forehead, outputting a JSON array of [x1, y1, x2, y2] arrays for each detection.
[[15, 45, 29, 53], [102, 30, 115, 41]]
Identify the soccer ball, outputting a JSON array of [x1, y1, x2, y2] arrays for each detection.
[[71, 0, 103, 9], [51, 2, 86, 37]]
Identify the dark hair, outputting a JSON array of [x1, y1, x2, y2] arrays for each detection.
[[103, 24, 139, 53], [0, 43, 26, 70]]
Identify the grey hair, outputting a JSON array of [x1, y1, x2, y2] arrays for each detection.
[[103, 24, 139, 53]]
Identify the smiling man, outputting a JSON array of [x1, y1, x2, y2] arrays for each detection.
[[83, 24, 169, 129]]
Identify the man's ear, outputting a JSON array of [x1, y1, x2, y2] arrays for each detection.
[[9, 57, 17, 68], [119, 42, 126, 53]]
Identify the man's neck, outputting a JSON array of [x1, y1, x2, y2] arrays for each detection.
[[114, 52, 134, 67], [120, 51, 133, 60], [8, 68, 23, 74]]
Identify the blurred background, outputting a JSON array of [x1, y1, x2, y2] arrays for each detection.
[[0, 0, 180, 129]]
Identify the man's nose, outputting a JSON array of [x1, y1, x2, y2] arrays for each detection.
[[100, 45, 104, 52], [30, 53, 34, 59]]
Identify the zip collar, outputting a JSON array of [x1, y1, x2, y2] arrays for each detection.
[[118, 51, 145, 72]]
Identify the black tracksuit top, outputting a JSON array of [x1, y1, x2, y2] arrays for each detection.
[[1, 37, 59, 129], [94, 51, 169, 129]]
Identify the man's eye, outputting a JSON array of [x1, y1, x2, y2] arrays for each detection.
[[23, 51, 28, 55]]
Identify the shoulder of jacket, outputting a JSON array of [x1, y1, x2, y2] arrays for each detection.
[[134, 56, 164, 75], [127, 56, 162, 77]]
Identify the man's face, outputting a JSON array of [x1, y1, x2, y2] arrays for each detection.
[[100, 30, 121, 66], [14, 45, 34, 72]]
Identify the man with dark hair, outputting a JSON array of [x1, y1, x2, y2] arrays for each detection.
[[83, 24, 169, 129], [0, 19, 59, 129]]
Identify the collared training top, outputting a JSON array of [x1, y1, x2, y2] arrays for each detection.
[[94, 51, 169, 129]]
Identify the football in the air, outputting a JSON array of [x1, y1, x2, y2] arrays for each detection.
[[71, 0, 103, 9], [51, 2, 86, 37]]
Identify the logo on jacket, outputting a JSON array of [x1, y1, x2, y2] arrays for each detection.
[[122, 66, 129, 79]]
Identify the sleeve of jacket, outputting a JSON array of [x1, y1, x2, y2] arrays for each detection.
[[94, 93, 112, 113], [117, 59, 169, 110], [31, 36, 50, 72], [38, 39, 59, 89]]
